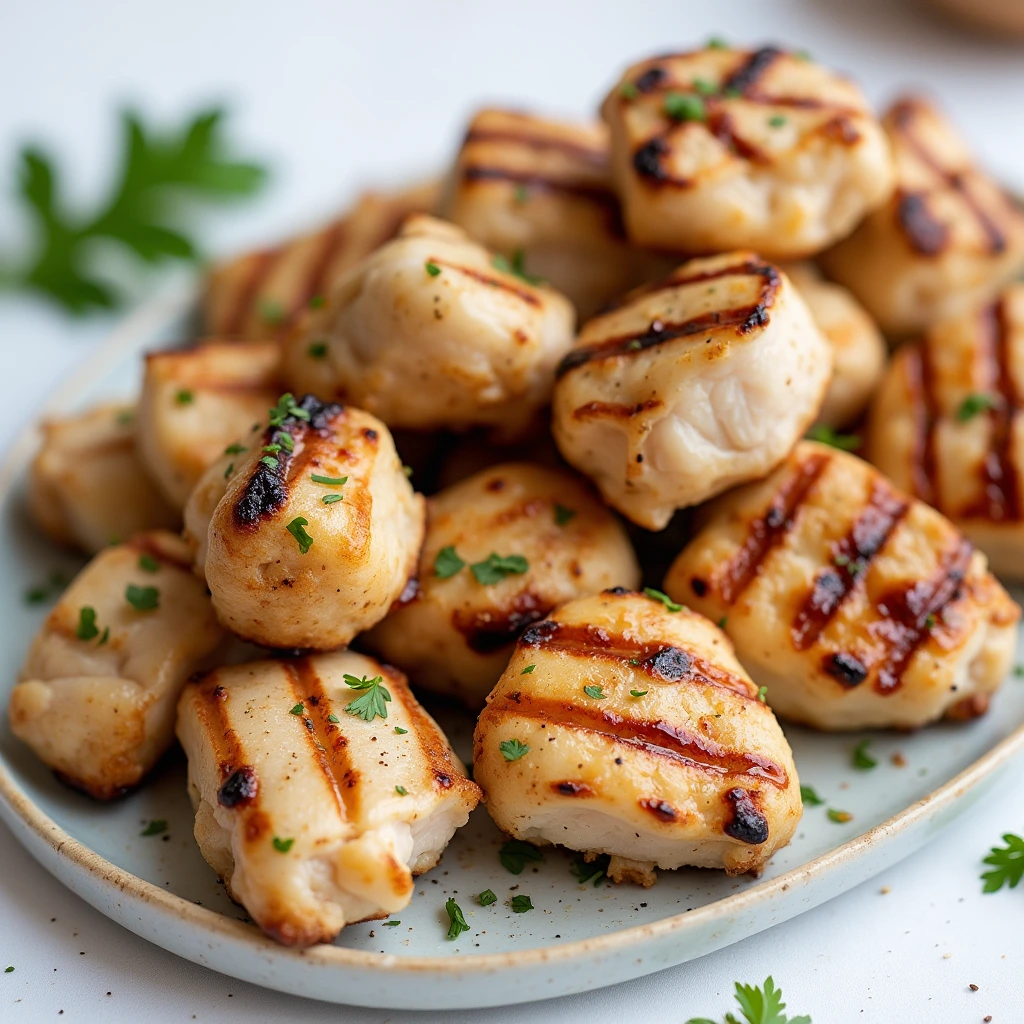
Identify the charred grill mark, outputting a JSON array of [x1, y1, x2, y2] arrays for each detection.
[[962, 300, 1021, 522], [896, 192, 949, 256], [723, 47, 783, 96], [867, 537, 974, 694], [233, 394, 343, 526], [634, 66, 668, 93], [553, 780, 595, 797], [221, 248, 279, 336], [707, 108, 769, 165], [906, 344, 940, 506], [632, 138, 671, 181], [572, 399, 664, 421], [719, 453, 831, 604], [723, 787, 769, 844], [431, 259, 541, 306], [283, 659, 352, 822], [518, 619, 759, 700], [823, 651, 869, 688], [462, 127, 608, 167], [494, 691, 787, 786], [556, 265, 781, 376], [791, 482, 909, 649], [639, 797, 678, 822], [890, 99, 1008, 256], [218, 766, 258, 808], [690, 577, 708, 597], [453, 591, 552, 655]]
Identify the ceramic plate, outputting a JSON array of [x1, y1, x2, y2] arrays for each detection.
[[1, 286, 1023, 1010]]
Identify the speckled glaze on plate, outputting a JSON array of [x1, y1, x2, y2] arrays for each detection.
[[1, 286, 1023, 1010]]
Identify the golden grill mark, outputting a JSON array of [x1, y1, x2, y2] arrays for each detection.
[[791, 481, 909, 650], [430, 259, 541, 306], [719, 453, 831, 604], [552, 780, 595, 797], [462, 126, 608, 166], [556, 264, 780, 376], [639, 797, 678, 822], [453, 591, 551, 655]]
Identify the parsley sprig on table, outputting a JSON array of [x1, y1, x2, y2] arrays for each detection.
[[1, 108, 267, 313], [981, 832, 1024, 893], [686, 976, 811, 1024]]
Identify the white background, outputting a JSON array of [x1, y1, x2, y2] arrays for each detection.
[[2, 1, 1024, 1021]]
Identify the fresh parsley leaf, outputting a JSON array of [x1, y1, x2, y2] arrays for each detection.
[[310, 473, 347, 486], [643, 587, 683, 612], [957, 393, 999, 422], [138, 553, 160, 573], [499, 738, 530, 762], [286, 516, 313, 554], [620, 82, 640, 99], [125, 584, 159, 611], [98, 627, 110, 646], [268, 392, 308, 427], [768, 115, 787, 127], [139, 819, 167, 836], [383, 920, 400, 926], [707, 36, 728, 48], [343, 673, 391, 722], [554, 504, 577, 526], [395, 785, 408, 796], [757, 686, 768, 703], [75, 606, 100, 641], [425, 260, 442, 277], [289, 703, 304, 715], [852, 740, 877, 770], [3, 966, 12, 973], [259, 455, 279, 469], [630, 689, 648, 697], [664, 92, 706, 122], [322, 494, 343, 504], [272, 836, 294, 853], [499, 839, 543, 874], [477, 889, 498, 906], [570, 853, 610, 887], [445, 897, 469, 940], [510, 894, 534, 913], [583, 684, 607, 699], [434, 545, 465, 579], [806, 425, 860, 451], [174, 389, 194, 406], [223, 463, 234, 478], [492, 250, 544, 285], [327, 713, 340, 724], [259, 299, 284, 325], [521, 664, 536, 674], [307, 341, 328, 359], [981, 833, 1024, 893], [5, 108, 266, 314], [799, 785, 824, 807], [309, 294, 325, 309], [394, 726, 408, 735], [827, 808, 853, 823], [686, 976, 810, 1024], [471, 552, 529, 585]]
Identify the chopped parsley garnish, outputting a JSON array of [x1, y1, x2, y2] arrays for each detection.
[[3, 966, 12, 973], [139, 819, 167, 836], [693, 77, 718, 96], [125, 584, 159, 611], [643, 587, 683, 612], [852, 740, 877, 770], [1014, 665, 1024, 678], [470, 552, 529, 585], [521, 664, 536, 675], [510, 894, 534, 913], [445, 897, 469, 940], [383, 920, 400, 926], [827, 808, 853, 823], [98, 627, 110, 646], [259, 455, 279, 469], [394, 726, 408, 735], [309, 294, 325, 309], [664, 92, 706, 122], [310, 473, 347, 486], [554, 504, 577, 526], [806, 425, 860, 451], [263, 443, 281, 455], [277, 432, 294, 452], [116, 409, 134, 425], [583, 684, 607, 700], [794, 49, 812, 61], [513, 184, 530, 204], [757, 686, 768, 703], [685, 975, 811, 1024], [322, 494, 342, 504], [800, 785, 824, 806], [343, 673, 391, 722], [395, 785, 408, 796], [477, 889, 498, 906], [707, 36, 728, 48], [307, 341, 328, 359], [327, 713, 340, 723], [620, 81, 639, 99], [434, 545, 466, 579], [925, 613, 936, 630], [630, 689, 648, 698], [138, 553, 160, 573], [768, 115, 787, 127], [981, 833, 1024, 893], [492, 250, 544, 286], [957, 393, 1000, 421], [286, 516, 313, 554], [272, 836, 294, 853], [259, 299, 285, 325], [24, 570, 67, 606], [571, 853, 610, 887], [224, 443, 246, 455], [499, 839, 543, 874], [289, 703, 304, 715], [174, 389, 194, 406], [499, 738, 530, 762], [224, 463, 234, 478], [268, 392, 309, 427], [425, 260, 442, 277]]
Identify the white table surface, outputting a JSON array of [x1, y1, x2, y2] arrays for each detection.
[[2, 1, 1024, 1020]]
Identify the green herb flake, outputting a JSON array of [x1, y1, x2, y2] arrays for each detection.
[[957, 393, 1000, 421], [425, 260, 442, 277], [322, 494, 343, 505], [262, 443, 281, 455], [395, 785, 408, 796], [116, 409, 135, 426], [259, 455, 279, 469], [492, 250, 545, 286], [277, 432, 294, 452], [289, 703, 304, 715], [470, 552, 529, 586], [343, 673, 392, 722], [477, 889, 498, 906], [554, 504, 577, 527], [383, 920, 401, 926], [224, 443, 246, 455], [806, 425, 860, 451], [643, 587, 683, 612], [125, 584, 159, 611], [140, 819, 167, 836], [757, 685, 768, 703], [286, 516, 314, 554], [327, 713, 340, 724], [521, 664, 536, 675], [686, 976, 811, 1024], [445, 897, 469, 940], [583, 684, 607, 700], [768, 114, 787, 127], [498, 838, 543, 874], [620, 82, 639, 99], [800, 785, 824, 806], [513, 184, 530, 204], [174, 389, 194, 406], [981, 832, 1024, 893], [307, 341, 328, 359], [259, 299, 285, 325], [664, 92, 707, 123], [308, 294, 325, 309], [3, 966, 12, 973], [434, 545, 466, 579], [707, 36, 728, 48], [224, 463, 234, 479], [693, 77, 718, 96], [570, 853, 610, 887], [718, 616, 728, 629], [394, 726, 408, 735], [499, 738, 530, 762], [1014, 665, 1024, 678], [311, 473, 348, 486], [827, 808, 853, 823], [272, 836, 295, 853], [98, 626, 110, 646], [629, 689, 648, 698], [925, 613, 937, 630], [852, 740, 877, 770], [510, 894, 534, 913]]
